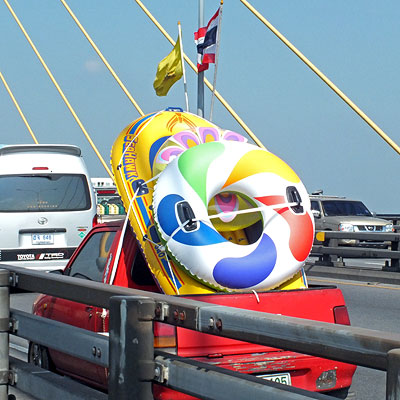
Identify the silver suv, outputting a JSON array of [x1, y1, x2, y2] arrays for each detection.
[[310, 194, 393, 246]]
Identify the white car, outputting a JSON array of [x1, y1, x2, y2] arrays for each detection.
[[0, 144, 97, 270]]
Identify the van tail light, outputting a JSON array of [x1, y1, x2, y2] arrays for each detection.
[[92, 214, 99, 227], [154, 322, 177, 354], [333, 305, 351, 325]]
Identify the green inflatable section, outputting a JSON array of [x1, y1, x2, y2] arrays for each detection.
[[178, 142, 225, 206]]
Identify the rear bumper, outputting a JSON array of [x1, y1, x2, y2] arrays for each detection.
[[0, 260, 68, 271], [0, 247, 76, 271], [153, 351, 356, 399]]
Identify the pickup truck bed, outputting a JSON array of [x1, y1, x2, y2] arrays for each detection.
[[31, 220, 356, 398]]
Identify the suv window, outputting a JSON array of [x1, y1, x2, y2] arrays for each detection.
[[0, 174, 90, 212], [68, 231, 116, 281], [311, 200, 321, 212], [321, 200, 372, 217]]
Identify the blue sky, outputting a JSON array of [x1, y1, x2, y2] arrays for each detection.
[[1, 1, 399, 212]]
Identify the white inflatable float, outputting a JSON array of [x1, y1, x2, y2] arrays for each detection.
[[153, 140, 314, 291]]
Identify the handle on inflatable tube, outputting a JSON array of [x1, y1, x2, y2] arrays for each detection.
[[286, 186, 303, 214], [176, 201, 198, 232]]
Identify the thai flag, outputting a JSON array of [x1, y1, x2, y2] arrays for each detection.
[[194, 7, 220, 72]]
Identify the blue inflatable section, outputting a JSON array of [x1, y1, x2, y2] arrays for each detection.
[[157, 194, 225, 246], [213, 234, 277, 289], [149, 135, 171, 169]]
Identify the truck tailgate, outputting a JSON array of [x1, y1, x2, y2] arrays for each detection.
[[178, 286, 345, 357]]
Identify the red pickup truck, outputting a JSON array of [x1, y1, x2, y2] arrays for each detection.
[[30, 219, 356, 398]]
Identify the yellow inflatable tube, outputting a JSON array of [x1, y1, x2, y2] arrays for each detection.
[[111, 109, 218, 294], [111, 109, 307, 295]]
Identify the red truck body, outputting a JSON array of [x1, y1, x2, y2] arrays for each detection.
[[31, 220, 356, 398]]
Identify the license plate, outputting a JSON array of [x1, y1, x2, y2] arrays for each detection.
[[32, 233, 54, 245], [257, 372, 292, 385]]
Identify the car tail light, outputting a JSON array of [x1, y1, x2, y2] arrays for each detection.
[[154, 322, 177, 354], [316, 369, 337, 390], [333, 305, 351, 325]]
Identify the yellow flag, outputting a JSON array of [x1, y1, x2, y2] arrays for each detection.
[[153, 36, 183, 96]]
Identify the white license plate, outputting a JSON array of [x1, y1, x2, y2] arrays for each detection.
[[32, 233, 54, 245], [257, 372, 292, 385]]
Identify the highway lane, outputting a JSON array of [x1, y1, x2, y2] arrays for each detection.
[[8, 275, 400, 399], [308, 276, 400, 399]]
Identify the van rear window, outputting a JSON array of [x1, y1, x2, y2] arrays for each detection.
[[0, 174, 91, 212]]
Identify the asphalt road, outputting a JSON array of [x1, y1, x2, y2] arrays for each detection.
[[308, 275, 400, 399]]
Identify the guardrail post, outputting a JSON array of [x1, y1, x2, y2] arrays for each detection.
[[108, 296, 155, 400], [328, 237, 345, 267], [314, 234, 345, 267], [0, 269, 10, 400], [390, 240, 399, 271], [383, 238, 400, 272], [387, 348, 400, 399]]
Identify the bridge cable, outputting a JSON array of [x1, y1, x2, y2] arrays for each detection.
[[4, 0, 114, 179], [59, 0, 144, 117], [134, 0, 265, 149], [0, 71, 39, 144], [240, 0, 400, 156]]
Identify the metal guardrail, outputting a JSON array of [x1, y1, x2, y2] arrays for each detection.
[[377, 214, 400, 226], [1, 265, 400, 399], [311, 231, 400, 270]]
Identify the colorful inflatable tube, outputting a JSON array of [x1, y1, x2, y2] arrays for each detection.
[[111, 108, 311, 294], [153, 141, 315, 291]]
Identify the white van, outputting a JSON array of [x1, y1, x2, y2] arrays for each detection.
[[0, 144, 97, 270]]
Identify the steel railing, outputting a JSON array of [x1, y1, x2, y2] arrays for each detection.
[[1, 265, 400, 399], [310, 230, 400, 270]]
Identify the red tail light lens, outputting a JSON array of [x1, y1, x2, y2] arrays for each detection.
[[97, 189, 116, 195], [333, 305, 351, 325], [154, 322, 177, 352], [92, 214, 99, 227]]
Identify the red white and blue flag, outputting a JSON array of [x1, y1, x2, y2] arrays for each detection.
[[194, 7, 221, 72]]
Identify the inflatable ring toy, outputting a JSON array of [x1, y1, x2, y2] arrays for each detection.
[[153, 140, 314, 291]]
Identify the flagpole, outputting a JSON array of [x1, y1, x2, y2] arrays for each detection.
[[197, 0, 204, 117], [178, 22, 189, 112], [209, 1, 223, 122]]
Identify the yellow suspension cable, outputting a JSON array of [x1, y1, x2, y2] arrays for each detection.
[[0, 70, 39, 144], [59, 0, 144, 117], [240, 0, 400, 155], [4, 0, 114, 179], [135, 0, 265, 149]]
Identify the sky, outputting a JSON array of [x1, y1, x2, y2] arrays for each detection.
[[0, 0, 399, 213]]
